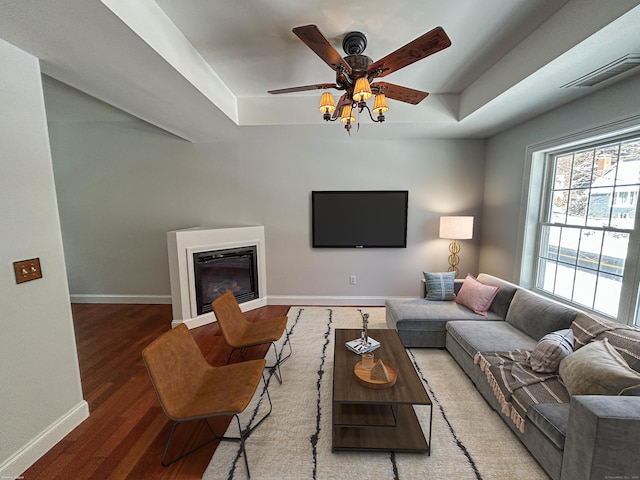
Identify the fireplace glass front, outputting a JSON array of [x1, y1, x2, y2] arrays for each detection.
[[193, 246, 258, 316]]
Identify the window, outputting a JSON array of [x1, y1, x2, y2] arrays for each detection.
[[535, 135, 640, 323]]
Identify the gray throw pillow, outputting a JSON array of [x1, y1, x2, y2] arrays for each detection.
[[530, 329, 574, 373], [423, 272, 456, 301], [559, 338, 640, 396]]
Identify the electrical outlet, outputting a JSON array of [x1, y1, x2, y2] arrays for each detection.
[[13, 258, 42, 284], [349, 275, 357, 285]]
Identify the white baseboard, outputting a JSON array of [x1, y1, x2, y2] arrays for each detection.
[[172, 312, 216, 329], [70, 294, 403, 307], [0, 401, 89, 479], [70, 294, 172, 304], [266, 295, 389, 306], [71, 294, 408, 308]]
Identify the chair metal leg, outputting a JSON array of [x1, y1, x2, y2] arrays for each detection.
[[225, 348, 234, 365], [265, 330, 293, 384], [161, 420, 217, 467], [160, 375, 272, 478], [228, 330, 293, 384]]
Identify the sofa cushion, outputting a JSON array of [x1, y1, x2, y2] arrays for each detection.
[[527, 403, 570, 449], [559, 338, 640, 396], [385, 298, 500, 329], [475, 349, 570, 432], [505, 289, 578, 341], [423, 271, 456, 301], [476, 273, 519, 319], [455, 274, 500, 316], [570, 312, 640, 369], [446, 321, 537, 359], [530, 329, 574, 374]]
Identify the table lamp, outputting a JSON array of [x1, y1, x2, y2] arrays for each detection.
[[439, 216, 474, 277]]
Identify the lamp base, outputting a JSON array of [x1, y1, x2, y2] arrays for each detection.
[[447, 240, 461, 277]]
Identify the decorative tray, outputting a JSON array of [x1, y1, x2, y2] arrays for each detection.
[[354, 361, 398, 389]]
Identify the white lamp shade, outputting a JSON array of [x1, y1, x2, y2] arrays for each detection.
[[439, 216, 474, 240]]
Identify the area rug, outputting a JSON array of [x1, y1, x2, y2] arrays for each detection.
[[202, 307, 549, 480]]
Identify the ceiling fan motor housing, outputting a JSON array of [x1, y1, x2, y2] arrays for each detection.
[[342, 31, 367, 55]]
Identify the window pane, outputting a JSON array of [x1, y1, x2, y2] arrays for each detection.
[[553, 263, 575, 300], [587, 186, 611, 227], [567, 189, 588, 225], [539, 225, 560, 260], [537, 258, 557, 292], [551, 190, 568, 223], [554, 155, 573, 189], [595, 144, 619, 177], [611, 185, 638, 229], [573, 266, 597, 309], [600, 231, 627, 276], [558, 228, 578, 266], [577, 229, 602, 271], [572, 150, 595, 188], [617, 140, 640, 184], [594, 272, 622, 317]]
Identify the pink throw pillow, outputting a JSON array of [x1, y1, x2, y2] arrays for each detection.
[[455, 274, 500, 317]]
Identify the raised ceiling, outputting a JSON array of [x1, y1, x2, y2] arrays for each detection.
[[2, 0, 640, 142]]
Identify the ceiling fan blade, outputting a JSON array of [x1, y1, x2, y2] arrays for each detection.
[[371, 82, 429, 105], [367, 26, 451, 78], [293, 25, 352, 75], [332, 93, 352, 119], [268, 83, 338, 94]]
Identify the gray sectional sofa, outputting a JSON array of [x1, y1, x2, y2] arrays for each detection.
[[385, 273, 640, 480]]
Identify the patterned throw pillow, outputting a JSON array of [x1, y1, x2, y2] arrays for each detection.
[[530, 329, 574, 373], [454, 274, 500, 316], [570, 312, 640, 369], [559, 338, 640, 396], [423, 272, 456, 301]]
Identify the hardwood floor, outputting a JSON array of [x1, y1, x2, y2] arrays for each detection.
[[23, 302, 290, 480]]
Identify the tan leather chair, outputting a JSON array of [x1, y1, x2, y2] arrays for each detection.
[[142, 323, 271, 474], [212, 290, 291, 383]]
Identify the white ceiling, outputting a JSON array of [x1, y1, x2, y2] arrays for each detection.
[[2, 0, 640, 142]]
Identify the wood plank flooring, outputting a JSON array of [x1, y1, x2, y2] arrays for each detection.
[[22, 302, 290, 480]]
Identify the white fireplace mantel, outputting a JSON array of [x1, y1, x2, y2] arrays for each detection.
[[167, 226, 267, 328]]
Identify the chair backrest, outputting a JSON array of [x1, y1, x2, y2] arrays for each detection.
[[142, 323, 209, 420], [211, 291, 248, 345]]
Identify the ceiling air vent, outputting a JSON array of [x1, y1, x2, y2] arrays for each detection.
[[562, 54, 640, 88]]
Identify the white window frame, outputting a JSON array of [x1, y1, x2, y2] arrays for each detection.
[[520, 122, 640, 327]]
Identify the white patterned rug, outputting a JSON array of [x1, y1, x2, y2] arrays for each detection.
[[202, 307, 549, 480]]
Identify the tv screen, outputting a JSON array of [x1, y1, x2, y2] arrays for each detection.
[[312, 190, 408, 248]]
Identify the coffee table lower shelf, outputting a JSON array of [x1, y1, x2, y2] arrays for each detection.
[[332, 403, 430, 453]]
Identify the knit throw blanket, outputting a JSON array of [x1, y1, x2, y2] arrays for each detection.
[[473, 350, 570, 432]]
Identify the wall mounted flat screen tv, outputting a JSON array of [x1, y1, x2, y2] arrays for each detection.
[[312, 190, 408, 248]]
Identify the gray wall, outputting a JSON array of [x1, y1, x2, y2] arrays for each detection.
[[480, 74, 640, 282], [0, 39, 86, 476], [45, 79, 486, 302]]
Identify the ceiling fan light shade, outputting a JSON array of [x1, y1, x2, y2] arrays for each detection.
[[340, 105, 355, 124], [353, 77, 372, 102], [318, 92, 336, 113], [372, 94, 389, 114]]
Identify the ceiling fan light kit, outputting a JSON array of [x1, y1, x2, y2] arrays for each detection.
[[268, 24, 451, 135], [319, 91, 336, 120]]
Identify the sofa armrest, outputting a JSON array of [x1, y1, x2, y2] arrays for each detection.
[[561, 395, 640, 480]]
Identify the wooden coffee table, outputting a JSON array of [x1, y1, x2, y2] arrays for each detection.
[[332, 328, 432, 453]]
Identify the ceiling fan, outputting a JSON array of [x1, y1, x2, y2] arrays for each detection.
[[268, 24, 451, 132]]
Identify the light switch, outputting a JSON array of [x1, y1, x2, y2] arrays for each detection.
[[13, 258, 43, 284]]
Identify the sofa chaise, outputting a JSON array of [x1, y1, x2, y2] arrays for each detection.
[[385, 273, 640, 480]]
